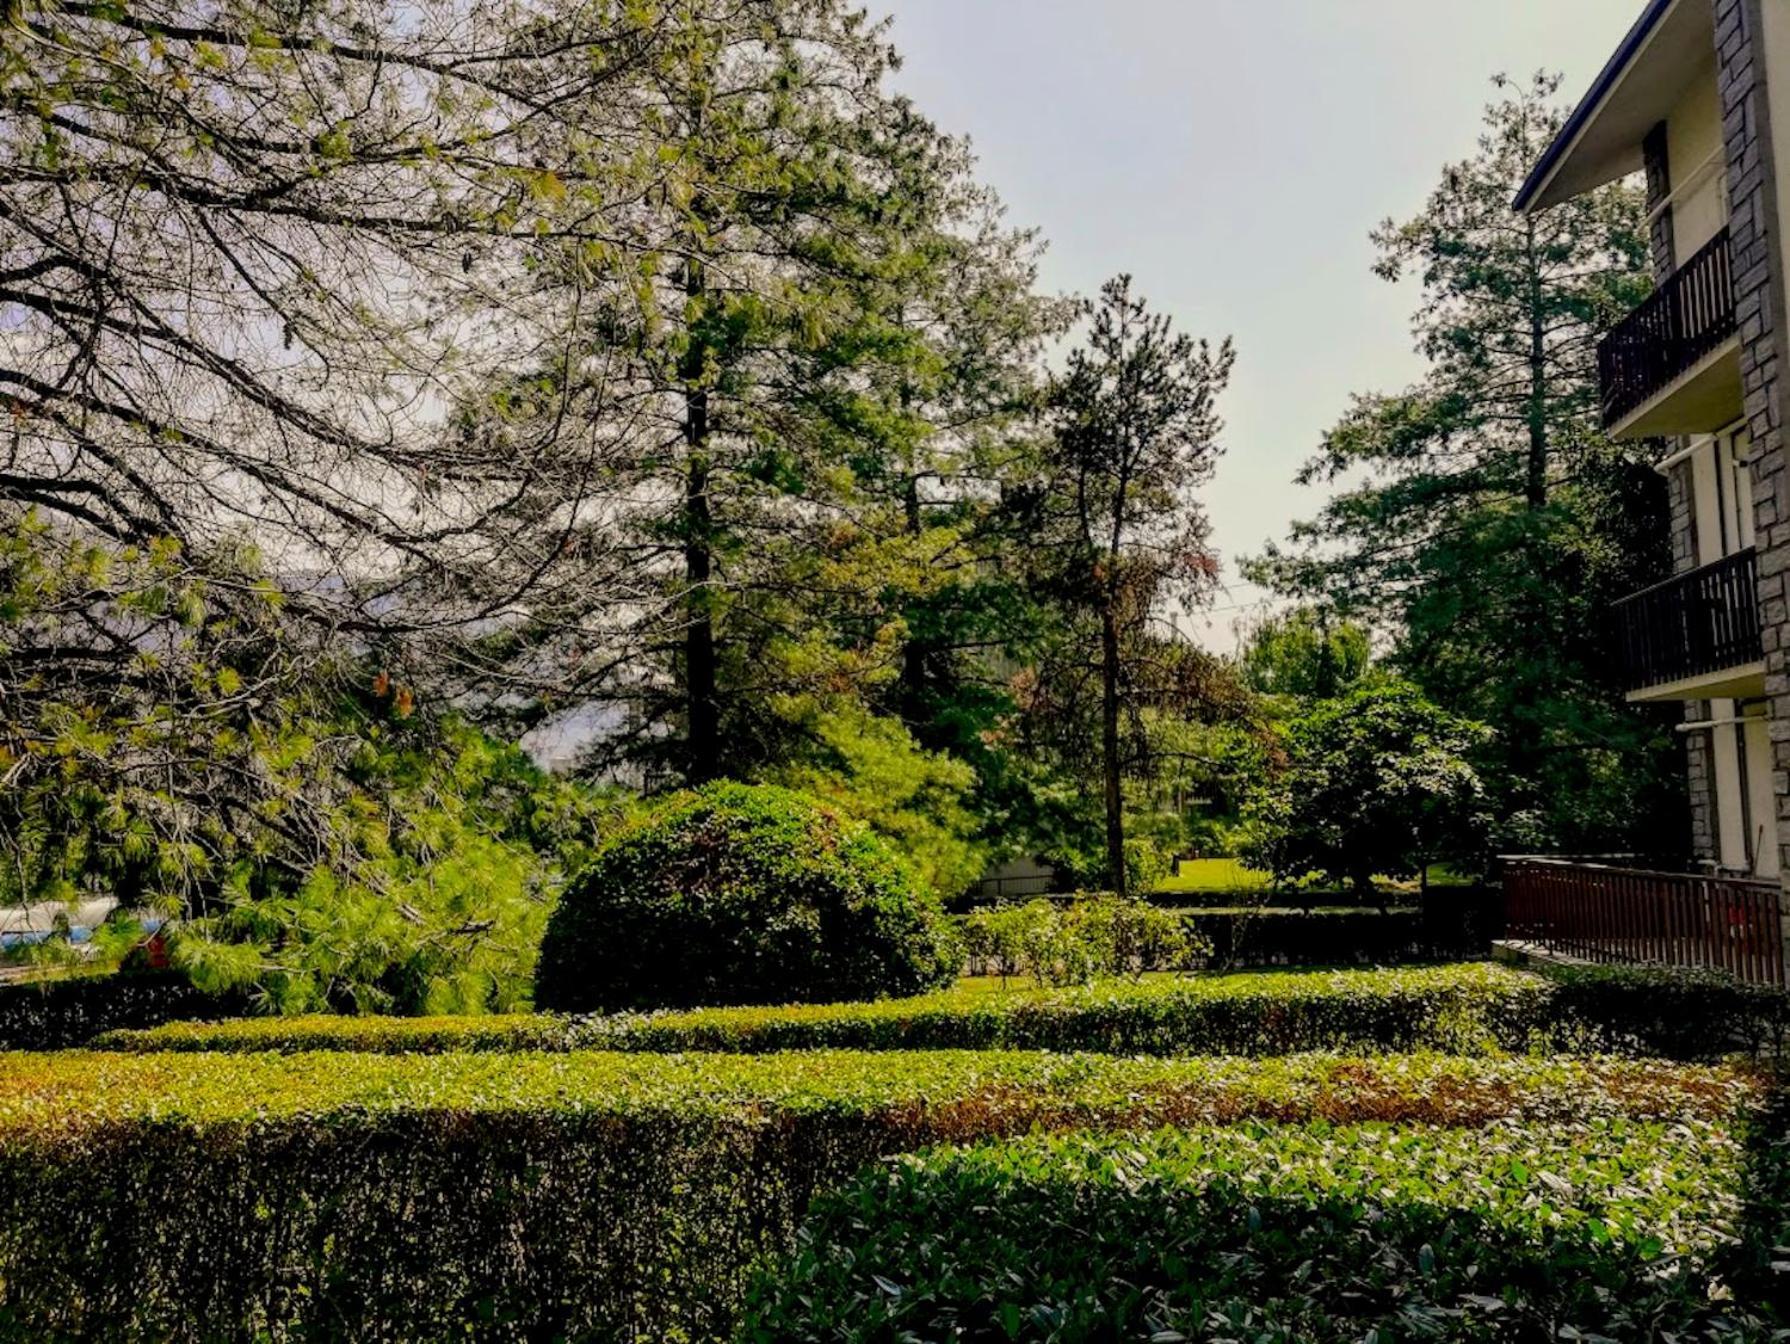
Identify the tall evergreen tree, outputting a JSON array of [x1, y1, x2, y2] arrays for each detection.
[[1249, 74, 1674, 851], [1041, 275, 1233, 895], [538, 0, 1020, 786]]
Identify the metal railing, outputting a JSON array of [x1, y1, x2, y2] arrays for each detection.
[[1613, 546, 1760, 692], [1505, 857, 1785, 987], [1597, 225, 1735, 428]]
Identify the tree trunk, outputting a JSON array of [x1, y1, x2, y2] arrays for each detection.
[[898, 470, 927, 726], [1100, 600, 1127, 898], [1524, 218, 1549, 510], [1352, 865, 1381, 911], [679, 242, 721, 785], [683, 398, 719, 784]]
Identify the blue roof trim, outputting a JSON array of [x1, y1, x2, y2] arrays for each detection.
[[1512, 0, 1675, 212]]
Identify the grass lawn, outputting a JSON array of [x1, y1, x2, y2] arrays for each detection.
[[1153, 858, 1476, 896], [1155, 857, 1273, 893]]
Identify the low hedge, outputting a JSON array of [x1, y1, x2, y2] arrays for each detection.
[[102, 961, 1790, 1061], [0, 1049, 1759, 1341], [958, 892, 1498, 971], [740, 1118, 1788, 1341], [1180, 905, 1484, 967], [104, 964, 1542, 1057], [0, 970, 244, 1049]]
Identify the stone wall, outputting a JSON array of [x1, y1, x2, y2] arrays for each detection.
[[1714, 0, 1790, 954]]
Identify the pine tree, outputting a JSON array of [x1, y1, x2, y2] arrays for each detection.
[[1041, 275, 1233, 895], [1249, 74, 1672, 850]]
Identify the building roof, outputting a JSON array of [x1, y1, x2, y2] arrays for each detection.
[[1513, 0, 1713, 213]]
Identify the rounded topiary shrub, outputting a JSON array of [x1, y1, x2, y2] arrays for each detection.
[[534, 782, 961, 1012]]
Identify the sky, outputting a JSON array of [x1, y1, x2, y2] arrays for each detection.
[[866, 0, 1644, 650]]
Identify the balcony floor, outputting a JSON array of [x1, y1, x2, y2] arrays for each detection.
[[1625, 659, 1765, 704], [1608, 337, 1741, 440]]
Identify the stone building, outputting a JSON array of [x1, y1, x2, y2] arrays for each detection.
[[1509, 0, 1790, 974]]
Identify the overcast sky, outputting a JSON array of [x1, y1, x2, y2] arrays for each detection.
[[868, 0, 1644, 649]]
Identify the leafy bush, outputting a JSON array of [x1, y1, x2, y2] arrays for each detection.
[[1244, 680, 1489, 900], [1534, 961, 1790, 1058], [0, 971, 246, 1050], [961, 895, 1204, 983], [1182, 904, 1490, 967], [0, 1049, 1758, 1341], [740, 1119, 1784, 1342], [534, 782, 960, 1013]]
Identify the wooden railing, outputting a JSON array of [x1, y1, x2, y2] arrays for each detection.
[[1613, 546, 1760, 693], [1505, 858, 1785, 987], [1597, 225, 1735, 428]]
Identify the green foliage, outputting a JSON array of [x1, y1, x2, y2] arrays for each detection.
[[0, 972, 244, 1050], [1180, 905, 1487, 969], [961, 895, 1204, 985], [1244, 680, 1490, 896], [1033, 275, 1236, 894], [1239, 605, 1373, 700], [1534, 961, 1790, 1059], [741, 1118, 1782, 1342], [174, 716, 607, 1015], [100, 960, 1790, 1062], [534, 782, 960, 1013], [761, 707, 987, 897], [1248, 75, 1676, 854], [1, 515, 612, 1014], [0, 1048, 1759, 1341]]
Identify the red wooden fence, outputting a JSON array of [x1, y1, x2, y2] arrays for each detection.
[[1504, 858, 1786, 987]]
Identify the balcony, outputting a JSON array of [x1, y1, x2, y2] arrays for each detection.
[[1613, 546, 1763, 700], [1597, 226, 1740, 438]]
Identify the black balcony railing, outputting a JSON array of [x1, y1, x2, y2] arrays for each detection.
[[1597, 225, 1735, 428], [1614, 546, 1761, 692]]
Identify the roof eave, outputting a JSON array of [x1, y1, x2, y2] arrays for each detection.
[[1513, 0, 1681, 214]]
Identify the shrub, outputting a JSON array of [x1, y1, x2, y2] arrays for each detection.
[[1534, 961, 1790, 1058], [1183, 904, 1488, 967], [0, 971, 245, 1050], [740, 1120, 1784, 1342], [108, 964, 1548, 1057], [0, 1049, 1758, 1341], [962, 895, 1204, 984], [533, 782, 960, 1013], [1243, 681, 1489, 901], [103, 961, 1790, 1063]]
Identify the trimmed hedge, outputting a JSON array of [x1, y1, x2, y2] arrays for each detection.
[[959, 892, 1498, 969], [101, 961, 1790, 1061], [535, 782, 958, 1013], [0, 971, 243, 1049], [1181, 905, 1485, 967], [106, 964, 1542, 1056], [740, 1119, 1788, 1341], [0, 1049, 1758, 1341]]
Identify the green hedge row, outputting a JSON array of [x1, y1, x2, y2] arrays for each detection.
[[0, 1049, 1757, 1342], [0, 971, 244, 1049], [102, 962, 1790, 1061], [1178, 905, 1485, 967], [740, 1118, 1789, 1342]]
